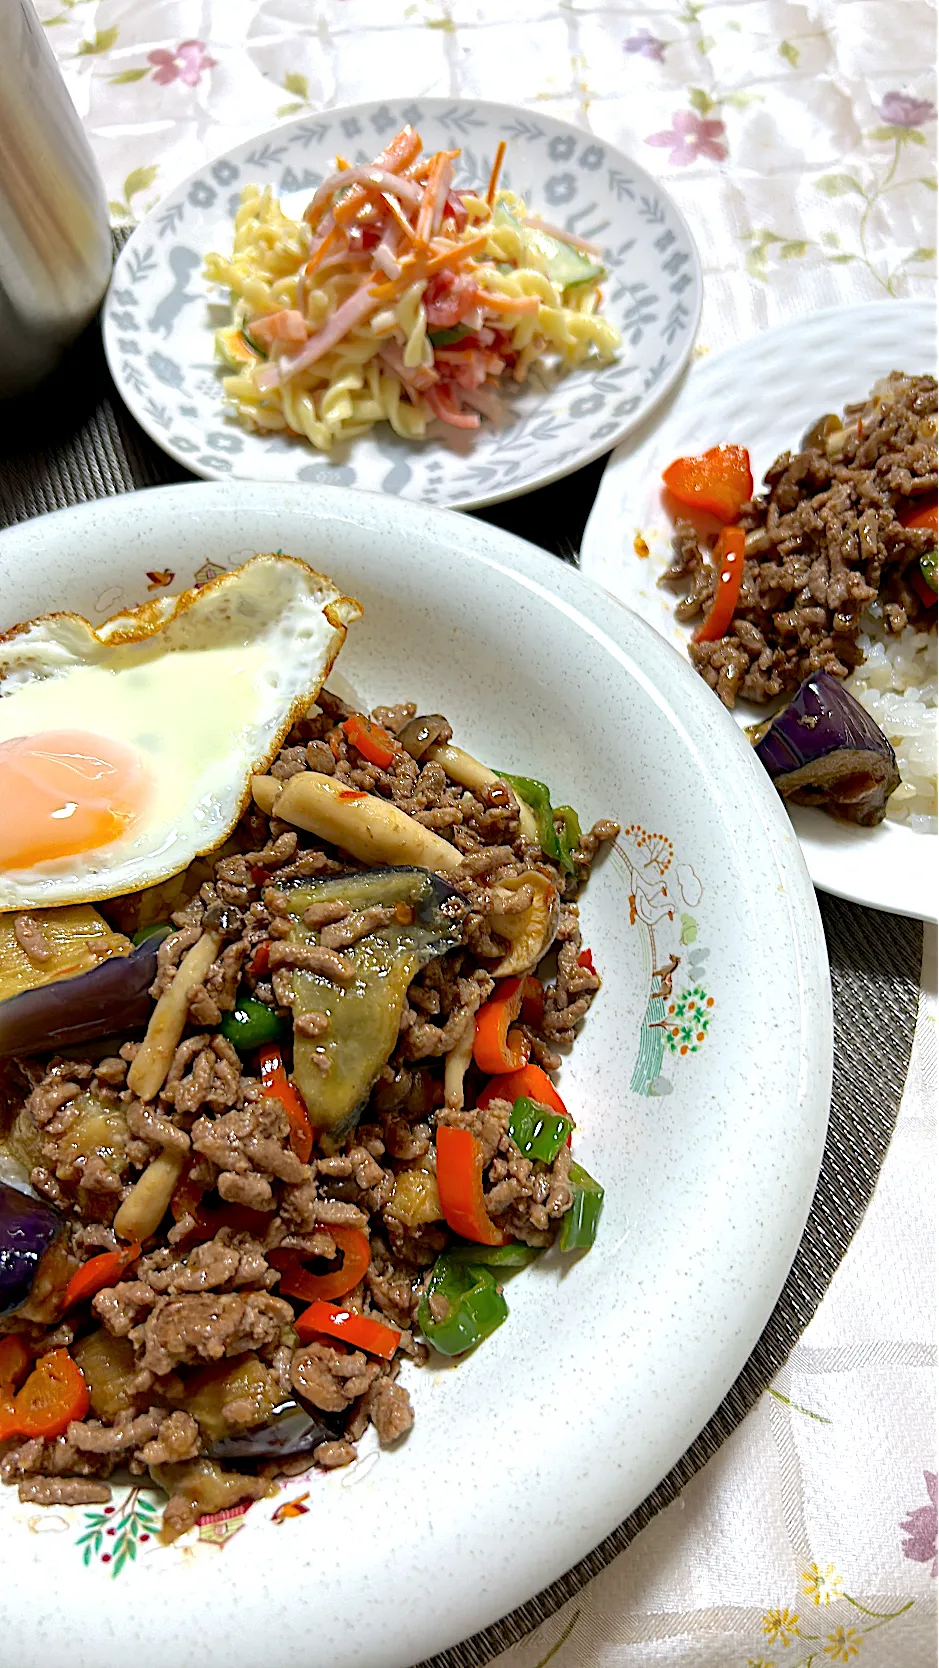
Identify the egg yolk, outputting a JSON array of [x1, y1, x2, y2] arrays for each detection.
[[0, 731, 151, 871]]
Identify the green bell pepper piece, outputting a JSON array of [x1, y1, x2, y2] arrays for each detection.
[[447, 1240, 541, 1269], [220, 995, 287, 1052], [496, 772, 564, 866], [131, 922, 172, 947], [494, 773, 580, 876], [508, 1097, 571, 1164], [921, 547, 937, 593], [554, 805, 582, 875], [417, 1255, 509, 1356], [559, 1162, 604, 1252]]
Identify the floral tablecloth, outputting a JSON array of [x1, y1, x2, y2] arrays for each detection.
[[43, 1, 938, 1663]]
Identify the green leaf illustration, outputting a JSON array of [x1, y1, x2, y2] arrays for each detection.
[[821, 230, 840, 247], [276, 102, 306, 118], [918, 176, 938, 190], [723, 90, 762, 108], [77, 24, 119, 54], [696, 34, 715, 53], [426, 16, 456, 29], [826, 252, 858, 264], [282, 71, 310, 99], [680, 914, 697, 944], [778, 39, 799, 65], [907, 128, 928, 145], [779, 239, 809, 258], [816, 173, 865, 197], [904, 247, 936, 263], [688, 86, 714, 116], [109, 66, 150, 83], [868, 124, 907, 142], [124, 166, 159, 201]]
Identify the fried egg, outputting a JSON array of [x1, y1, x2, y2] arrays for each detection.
[[0, 555, 361, 909]]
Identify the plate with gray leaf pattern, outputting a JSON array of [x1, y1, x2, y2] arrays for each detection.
[[103, 100, 702, 510]]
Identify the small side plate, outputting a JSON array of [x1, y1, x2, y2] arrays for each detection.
[[580, 300, 938, 922]]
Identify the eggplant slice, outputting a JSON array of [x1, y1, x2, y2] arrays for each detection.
[[751, 670, 901, 826], [0, 1179, 63, 1318], [284, 867, 466, 1151]]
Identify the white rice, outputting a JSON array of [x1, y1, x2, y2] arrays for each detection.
[[847, 608, 937, 834]]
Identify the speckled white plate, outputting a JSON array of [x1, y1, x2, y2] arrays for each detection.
[[580, 301, 938, 923], [0, 483, 830, 1668], [102, 98, 701, 509]]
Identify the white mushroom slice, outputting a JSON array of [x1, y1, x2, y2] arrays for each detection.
[[487, 871, 560, 977], [113, 1147, 187, 1242], [443, 1010, 476, 1110], [126, 930, 223, 1101], [252, 772, 464, 874], [425, 744, 540, 845]]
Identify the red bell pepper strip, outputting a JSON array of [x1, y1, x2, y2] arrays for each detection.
[[294, 1300, 400, 1359], [691, 526, 747, 644], [477, 1061, 569, 1119], [473, 977, 531, 1075], [63, 1242, 141, 1309], [342, 714, 396, 770], [577, 948, 596, 975], [435, 1124, 507, 1246], [910, 568, 938, 609], [520, 974, 544, 1028], [0, 1335, 30, 1394], [900, 502, 938, 531], [270, 1226, 371, 1303], [1, 1350, 89, 1441], [249, 940, 271, 977], [260, 1044, 314, 1165], [662, 445, 753, 524]]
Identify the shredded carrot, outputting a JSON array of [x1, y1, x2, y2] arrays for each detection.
[[381, 191, 424, 246], [416, 151, 446, 243], [333, 126, 422, 225], [486, 140, 507, 207], [474, 289, 540, 315], [424, 232, 488, 274], [303, 223, 342, 279]]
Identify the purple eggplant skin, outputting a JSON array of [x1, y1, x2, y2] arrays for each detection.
[[0, 1180, 63, 1318], [0, 928, 170, 1061], [207, 1400, 333, 1462], [751, 670, 901, 827]]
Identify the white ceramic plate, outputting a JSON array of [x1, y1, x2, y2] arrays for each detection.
[[0, 484, 830, 1668], [103, 99, 701, 509], [580, 301, 938, 923]]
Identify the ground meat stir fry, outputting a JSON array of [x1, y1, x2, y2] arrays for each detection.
[[662, 372, 938, 707], [0, 697, 616, 1537]]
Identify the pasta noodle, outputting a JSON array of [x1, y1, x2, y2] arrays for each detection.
[[204, 128, 620, 452]]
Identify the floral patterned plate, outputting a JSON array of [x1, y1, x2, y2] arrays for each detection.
[[102, 99, 702, 509], [580, 301, 938, 923], [0, 483, 829, 1668]]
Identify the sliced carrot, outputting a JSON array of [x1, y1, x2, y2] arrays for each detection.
[[474, 289, 540, 316], [416, 152, 447, 244], [269, 1226, 371, 1303], [9, 1350, 89, 1441]]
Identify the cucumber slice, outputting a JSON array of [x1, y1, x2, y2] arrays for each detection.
[[523, 224, 605, 291], [429, 325, 474, 346]]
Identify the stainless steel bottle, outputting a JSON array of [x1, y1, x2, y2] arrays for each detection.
[[0, 0, 112, 397]]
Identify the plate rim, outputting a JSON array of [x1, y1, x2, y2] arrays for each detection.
[[102, 97, 703, 512], [0, 481, 830, 1668], [579, 297, 938, 923]]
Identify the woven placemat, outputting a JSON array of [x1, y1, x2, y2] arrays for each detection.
[[0, 255, 924, 1667]]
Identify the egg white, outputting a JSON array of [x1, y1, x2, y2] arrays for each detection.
[[0, 555, 361, 909]]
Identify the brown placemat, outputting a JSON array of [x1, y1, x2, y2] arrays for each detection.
[[0, 247, 924, 1666]]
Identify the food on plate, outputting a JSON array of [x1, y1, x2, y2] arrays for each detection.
[[660, 373, 937, 832], [0, 556, 360, 909], [204, 126, 620, 451], [749, 670, 901, 827], [0, 561, 617, 1536]]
